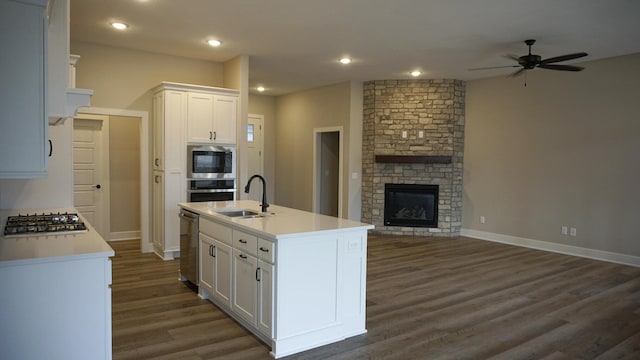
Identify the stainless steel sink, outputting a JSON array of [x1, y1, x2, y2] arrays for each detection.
[[217, 209, 263, 219]]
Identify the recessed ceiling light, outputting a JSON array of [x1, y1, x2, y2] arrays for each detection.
[[256, 86, 265, 92], [339, 57, 352, 65], [111, 22, 128, 30], [207, 39, 222, 47], [410, 70, 422, 77]]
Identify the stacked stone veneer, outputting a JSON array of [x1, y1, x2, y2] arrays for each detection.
[[362, 79, 465, 236]]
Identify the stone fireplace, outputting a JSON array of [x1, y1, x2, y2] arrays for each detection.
[[361, 79, 465, 236]]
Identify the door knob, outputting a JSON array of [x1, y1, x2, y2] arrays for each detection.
[[94, 184, 102, 189]]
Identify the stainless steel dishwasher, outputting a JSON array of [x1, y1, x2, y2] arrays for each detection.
[[179, 209, 199, 285]]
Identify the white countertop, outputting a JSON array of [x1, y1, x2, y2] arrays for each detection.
[[179, 200, 374, 239], [0, 208, 114, 266]]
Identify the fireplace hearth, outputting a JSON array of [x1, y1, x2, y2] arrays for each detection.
[[384, 184, 438, 228]]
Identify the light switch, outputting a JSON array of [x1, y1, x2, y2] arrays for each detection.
[[418, 131, 424, 138], [402, 131, 407, 138]]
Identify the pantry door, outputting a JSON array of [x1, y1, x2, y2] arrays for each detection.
[[73, 115, 109, 238]]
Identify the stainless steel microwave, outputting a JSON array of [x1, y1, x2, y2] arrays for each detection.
[[187, 145, 236, 179]]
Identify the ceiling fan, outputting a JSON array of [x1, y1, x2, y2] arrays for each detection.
[[471, 39, 588, 77]]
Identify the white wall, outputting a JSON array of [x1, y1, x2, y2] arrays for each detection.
[[463, 53, 640, 258]]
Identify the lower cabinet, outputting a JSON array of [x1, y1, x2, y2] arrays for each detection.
[[231, 250, 258, 324], [199, 217, 274, 340], [257, 260, 274, 337], [199, 232, 232, 306]]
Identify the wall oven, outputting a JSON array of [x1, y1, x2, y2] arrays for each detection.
[[187, 145, 236, 179], [187, 179, 236, 202]]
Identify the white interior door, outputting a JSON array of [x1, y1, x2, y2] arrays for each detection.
[[73, 116, 109, 238], [246, 114, 264, 200]]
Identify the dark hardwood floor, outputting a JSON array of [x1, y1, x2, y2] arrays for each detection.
[[110, 235, 640, 360]]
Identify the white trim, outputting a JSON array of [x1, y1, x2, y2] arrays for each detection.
[[77, 107, 151, 253], [109, 231, 141, 241], [461, 228, 640, 267], [312, 127, 344, 218]]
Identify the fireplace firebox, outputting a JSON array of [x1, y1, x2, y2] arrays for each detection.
[[384, 184, 438, 227]]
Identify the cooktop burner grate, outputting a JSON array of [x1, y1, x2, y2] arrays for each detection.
[[4, 212, 88, 236]]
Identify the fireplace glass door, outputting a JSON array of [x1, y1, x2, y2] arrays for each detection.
[[384, 184, 438, 227]]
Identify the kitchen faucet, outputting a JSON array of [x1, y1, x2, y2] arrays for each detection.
[[244, 174, 269, 212]]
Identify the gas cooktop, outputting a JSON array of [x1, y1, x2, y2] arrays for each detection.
[[3, 212, 88, 237]]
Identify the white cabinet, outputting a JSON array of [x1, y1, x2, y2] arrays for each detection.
[[185, 90, 238, 145], [199, 232, 215, 296], [232, 249, 258, 324], [212, 95, 238, 144], [152, 170, 181, 259], [151, 86, 187, 259], [187, 93, 214, 143], [257, 259, 274, 337], [0, 0, 92, 179], [213, 239, 232, 305], [152, 89, 186, 171], [0, 256, 113, 360], [199, 217, 233, 306], [0, 0, 48, 178]]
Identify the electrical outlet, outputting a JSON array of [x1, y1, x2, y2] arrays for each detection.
[[418, 130, 424, 138], [402, 130, 408, 138], [480, 216, 486, 224], [561, 226, 568, 236], [570, 227, 577, 237]]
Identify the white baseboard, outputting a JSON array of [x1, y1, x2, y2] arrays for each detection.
[[461, 228, 640, 267], [109, 231, 141, 241]]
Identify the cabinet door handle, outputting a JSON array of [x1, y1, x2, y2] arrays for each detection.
[[239, 253, 247, 259], [213, 131, 217, 140], [259, 247, 269, 253], [210, 244, 216, 257], [209, 131, 213, 140], [238, 239, 247, 244], [48, 140, 53, 157], [256, 267, 261, 281], [155, 175, 161, 183], [154, 158, 160, 166]]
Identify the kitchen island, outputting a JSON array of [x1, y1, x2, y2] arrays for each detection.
[[0, 208, 114, 360], [179, 200, 373, 358]]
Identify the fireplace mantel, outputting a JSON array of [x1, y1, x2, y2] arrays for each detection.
[[374, 155, 452, 164]]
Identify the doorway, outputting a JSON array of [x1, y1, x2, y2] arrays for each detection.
[[313, 127, 343, 218], [76, 107, 151, 253]]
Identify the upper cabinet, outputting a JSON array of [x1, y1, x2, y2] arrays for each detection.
[[155, 82, 239, 146], [187, 91, 238, 145], [0, 0, 48, 178], [0, 0, 92, 179]]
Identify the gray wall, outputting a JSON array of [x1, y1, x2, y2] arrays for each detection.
[[463, 53, 640, 257], [275, 82, 355, 215]]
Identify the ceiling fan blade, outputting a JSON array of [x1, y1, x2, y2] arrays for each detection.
[[469, 65, 520, 71], [538, 64, 584, 71], [509, 68, 527, 77], [541, 52, 588, 64], [504, 54, 520, 62]]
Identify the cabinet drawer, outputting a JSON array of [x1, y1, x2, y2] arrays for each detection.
[[233, 229, 257, 256], [257, 238, 275, 264], [200, 218, 232, 244]]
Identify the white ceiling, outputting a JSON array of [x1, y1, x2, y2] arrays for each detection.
[[70, 0, 640, 95]]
